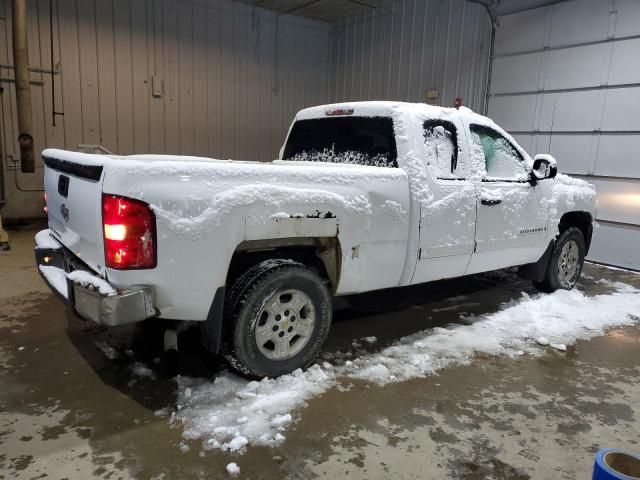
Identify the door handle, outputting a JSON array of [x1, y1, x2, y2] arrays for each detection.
[[481, 198, 502, 206]]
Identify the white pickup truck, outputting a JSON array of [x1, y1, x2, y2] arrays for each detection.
[[35, 101, 596, 378]]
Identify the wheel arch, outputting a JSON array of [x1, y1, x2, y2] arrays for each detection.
[[226, 236, 342, 292], [559, 211, 593, 254], [519, 211, 593, 283], [203, 237, 341, 355]]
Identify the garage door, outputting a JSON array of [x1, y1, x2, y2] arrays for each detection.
[[487, 0, 640, 270]]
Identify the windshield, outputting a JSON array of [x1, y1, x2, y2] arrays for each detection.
[[282, 116, 398, 168]]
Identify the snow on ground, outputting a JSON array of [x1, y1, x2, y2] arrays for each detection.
[[95, 341, 119, 360], [172, 281, 640, 454], [226, 462, 240, 476], [131, 362, 156, 379], [173, 365, 333, 452]]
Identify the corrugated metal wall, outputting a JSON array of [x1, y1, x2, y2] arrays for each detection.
[[329, 0, 491, 112], [488, 0, 640, 270], [0, 0, 493, 221], [0, 0, 330, 219]]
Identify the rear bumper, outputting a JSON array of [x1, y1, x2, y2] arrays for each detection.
[[35, 229, 156, 326]]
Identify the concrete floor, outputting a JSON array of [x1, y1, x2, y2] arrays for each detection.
[[1, 222, 639, 479]]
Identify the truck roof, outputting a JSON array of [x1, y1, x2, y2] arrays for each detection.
[[295, 101, 491, 125]]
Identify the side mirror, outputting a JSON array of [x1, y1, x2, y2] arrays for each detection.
[[530, 154, 558, 185]]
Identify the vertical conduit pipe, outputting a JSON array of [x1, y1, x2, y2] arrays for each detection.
[[465, 0, 497, 115], [0, 86, 5, 205], [12, 0, 35, 173]]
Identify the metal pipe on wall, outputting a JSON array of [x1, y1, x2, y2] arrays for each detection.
[[0, 86, 4, 205], [12, 0, 35, 173], [0, 86, 9, 251], [465, 0, 497, 115]]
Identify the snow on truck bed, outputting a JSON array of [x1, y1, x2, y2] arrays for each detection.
[[163, 276, 640, 455], [41, 148, 406, 177]]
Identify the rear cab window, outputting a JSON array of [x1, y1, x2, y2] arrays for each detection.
[[282, 116, 398, 168], [423, 119, 460, 180]]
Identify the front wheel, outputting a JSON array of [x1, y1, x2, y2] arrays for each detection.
[[222, 260, 332, 378], [534, 227, 585, 293]]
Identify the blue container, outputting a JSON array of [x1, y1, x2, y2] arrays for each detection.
[[593, 449, 640, 480]]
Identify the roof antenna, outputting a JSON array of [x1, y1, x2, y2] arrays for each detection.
[[547, 99, 557, 153]]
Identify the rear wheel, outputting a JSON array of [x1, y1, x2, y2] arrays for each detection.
[[534, 227, 585, 293], [222, 260, 332, 378]]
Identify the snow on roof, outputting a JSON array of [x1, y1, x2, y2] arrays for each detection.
[[295, 101, 495, 125], [296, 100, 461, 121]]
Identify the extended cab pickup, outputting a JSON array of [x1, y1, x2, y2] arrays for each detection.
[[35, 101, 596, 377]]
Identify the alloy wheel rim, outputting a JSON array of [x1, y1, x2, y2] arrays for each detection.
[[557, 239, 580, 287], [255, 289, 316, 361]]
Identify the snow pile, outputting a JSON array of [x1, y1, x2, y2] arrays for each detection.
[[346, 283, 640, 384], [174, 365, 333, 452], [173, 280, 640, 453]]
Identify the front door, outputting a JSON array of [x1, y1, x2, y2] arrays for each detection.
[[465, 124, 550, 274]]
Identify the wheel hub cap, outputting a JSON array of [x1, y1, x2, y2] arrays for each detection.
[[557, 239, 580, 287], [254, 289, 316, 361]]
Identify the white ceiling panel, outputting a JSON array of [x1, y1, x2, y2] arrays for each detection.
[[233, 0, 386, 21]]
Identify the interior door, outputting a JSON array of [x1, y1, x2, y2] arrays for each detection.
[[412, 118, 477, 284], [465, 124, 550, 274]]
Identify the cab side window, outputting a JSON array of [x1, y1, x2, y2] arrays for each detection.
[[423, 120, 459, 179], [470, 124, 526, 181]]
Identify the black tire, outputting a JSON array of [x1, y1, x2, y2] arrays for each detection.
[[222, 260, 332, 378], [534, 227, 585, 293]]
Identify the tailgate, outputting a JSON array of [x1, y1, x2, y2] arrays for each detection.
[[43, 149, 107, 274]]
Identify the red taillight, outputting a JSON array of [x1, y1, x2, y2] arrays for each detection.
[[102, 194, 156, 269], [43, 192, 48, 214]]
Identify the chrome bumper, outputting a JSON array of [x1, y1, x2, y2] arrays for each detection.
[[35, 230, 155, 326]]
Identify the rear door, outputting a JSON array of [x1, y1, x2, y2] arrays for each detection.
[[412, 117, 477, 284], [43, 152, 106, 274]]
